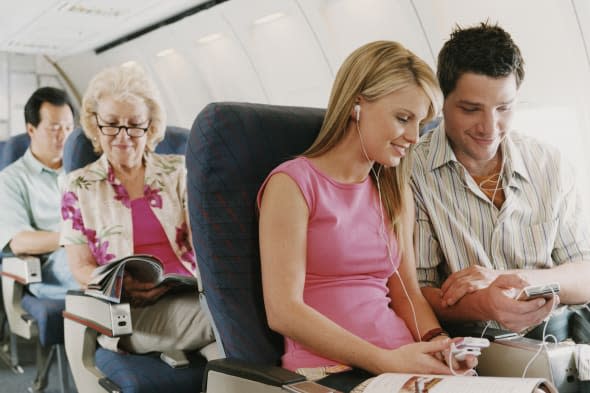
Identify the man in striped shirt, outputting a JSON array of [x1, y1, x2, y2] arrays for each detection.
[[412, 22, 590, 333]]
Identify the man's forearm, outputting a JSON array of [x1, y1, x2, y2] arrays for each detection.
[[9, 231, 60, 255], [513, 261, 590, 304], [421, 286, 491, 323]]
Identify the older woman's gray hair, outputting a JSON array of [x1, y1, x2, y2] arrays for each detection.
[[80, 64, 167, 153]]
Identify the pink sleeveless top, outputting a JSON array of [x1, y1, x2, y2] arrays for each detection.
[[258, 157, 414, 370], [131, 197, 191, 276]]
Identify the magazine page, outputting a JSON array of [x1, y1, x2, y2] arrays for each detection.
[[88, 261, 121, 285], [122, 256, 163, 283], [83, 254, 198, 302], [84, 254, 162, 302], [84, 266, 126, 303], [363, 373, 557, 393], [90, 259, 119, 278]]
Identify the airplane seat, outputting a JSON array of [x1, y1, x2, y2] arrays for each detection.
[[0, 132, 74, 391], [185, 102, 445, 392], [0, 133, 31, 374], [63, 125, 189, 172], [0, 139, 6, 165], [0, 134, 31, 258], [187, 102, 325, 392], [94, 349, 207, 393], [62, 125, 208, 393], [19, 296, 65, 347], [0, 132, 30, 169], [0, 136, 12, 366]]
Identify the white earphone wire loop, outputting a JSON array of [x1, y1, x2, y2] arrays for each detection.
[[355, 117, 422, 342], [521, 287, 559, 378], [448, 350, 478, 376], [454, 133, 510, 209]]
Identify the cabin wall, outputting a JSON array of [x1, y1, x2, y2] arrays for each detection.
[[54, 0, 590, 218], [0, 52, 66, 139]]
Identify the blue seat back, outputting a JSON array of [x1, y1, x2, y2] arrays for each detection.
[[0, 133, 30, 261], [0, 133, 30, 170], [185, 103, 440, 365], [63, 126, 189, 172], [186, 102, 325, 365], [421, 117, 441, 136], [0, 140, 5, 165]]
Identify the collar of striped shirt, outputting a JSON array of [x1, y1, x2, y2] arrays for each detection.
[[425, 123, 531, 185]]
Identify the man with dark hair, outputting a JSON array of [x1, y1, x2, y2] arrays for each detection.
[[0, 86, 79, 298], [411, 22, 590, 333]]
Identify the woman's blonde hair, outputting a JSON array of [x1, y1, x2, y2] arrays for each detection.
[[304, 41, 442, 246], [80, 64, 167, 153]]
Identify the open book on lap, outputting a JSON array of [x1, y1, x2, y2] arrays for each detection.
[[85, 254, 198, 303], [363, 373, 557, 393]]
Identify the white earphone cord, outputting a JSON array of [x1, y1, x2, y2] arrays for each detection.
[[355, 116, 422, 343], [455, 133, 509, 209], [522, 288, 560, 378]]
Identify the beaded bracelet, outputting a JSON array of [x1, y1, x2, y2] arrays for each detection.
[[421, 327, 449, 342]]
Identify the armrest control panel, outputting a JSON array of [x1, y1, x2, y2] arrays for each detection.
[[64, 292, 132, 336]]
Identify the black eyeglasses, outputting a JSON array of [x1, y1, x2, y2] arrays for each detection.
[[94, 113, 150, 138]]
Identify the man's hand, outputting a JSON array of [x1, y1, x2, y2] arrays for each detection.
[[480, 274, 557, 332], [441, 265, 500, 306]]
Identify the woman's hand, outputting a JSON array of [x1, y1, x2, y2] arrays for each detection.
[[436, 336, 478, 374], [376, 339, 458, 375], [123, 274, 170, 307]]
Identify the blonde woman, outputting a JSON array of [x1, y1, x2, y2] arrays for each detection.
[[60, 65, 213, 355], [257, 41, 476, 390]]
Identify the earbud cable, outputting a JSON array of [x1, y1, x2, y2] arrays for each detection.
[[355, 118, 422, 342]]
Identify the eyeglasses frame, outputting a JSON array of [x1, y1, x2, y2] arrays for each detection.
[[94, 113, 151, 138]]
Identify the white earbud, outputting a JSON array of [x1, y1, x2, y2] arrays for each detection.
[[354, 104, 361, 122]]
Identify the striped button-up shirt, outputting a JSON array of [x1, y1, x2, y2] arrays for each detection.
[[411, 125, 590, 288]]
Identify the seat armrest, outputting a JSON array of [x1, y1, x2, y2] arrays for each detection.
[[1, 256, 40, 340], [1, 256, 41, 284], [204, 358, 305, 392], [63, 291, 126, 393], [478, 336, 574, 392], [63, 291, 132, 337]]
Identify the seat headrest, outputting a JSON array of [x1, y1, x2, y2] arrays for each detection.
[[0, 133, 30, 170], [63, 126, 190, 173]]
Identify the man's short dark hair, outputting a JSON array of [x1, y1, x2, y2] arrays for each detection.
[[24, 86, 75, 127], [437, 22, 525, 97]]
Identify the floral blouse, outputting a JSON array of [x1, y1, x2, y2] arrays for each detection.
[[60, 152, 197, 276]]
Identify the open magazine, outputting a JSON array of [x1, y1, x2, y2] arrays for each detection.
[[85, 254, 198, 303], [363, 373, 557, 393]]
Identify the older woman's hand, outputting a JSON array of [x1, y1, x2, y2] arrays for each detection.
[[123, 274, 171, 307]]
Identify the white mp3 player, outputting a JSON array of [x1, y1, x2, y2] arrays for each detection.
[[451, 337, 490, 361]]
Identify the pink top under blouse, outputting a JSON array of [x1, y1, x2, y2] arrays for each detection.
[[131, 197, 191, 276], [257, 157, 414, 371]]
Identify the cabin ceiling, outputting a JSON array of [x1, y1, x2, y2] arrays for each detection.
[[0, 0, 208, 58]]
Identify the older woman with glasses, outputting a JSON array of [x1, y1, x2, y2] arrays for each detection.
[[60, 64, 214, 356]]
